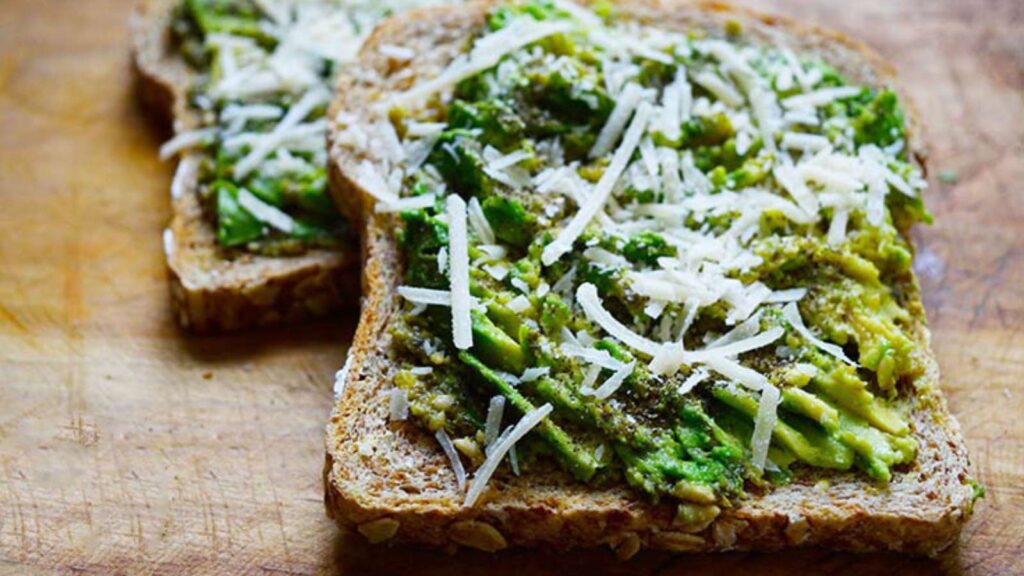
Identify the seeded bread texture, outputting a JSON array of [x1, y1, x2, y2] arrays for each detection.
[[324, 0, 975, 556], [131, 0, 359, 333]]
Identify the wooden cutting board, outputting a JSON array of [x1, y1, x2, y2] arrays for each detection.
[[0, 0, 1020, 573]]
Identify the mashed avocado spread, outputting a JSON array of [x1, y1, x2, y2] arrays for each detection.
[[337, 0, 934, 516], [167, 0, 440, 255]]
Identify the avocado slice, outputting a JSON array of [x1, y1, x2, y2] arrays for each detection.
[[713, 386, 854, 470], [458, 351, 598, 481], [470, 310, 527, 375], [809, 364, 909, 436], [780, 387, 840, 432]]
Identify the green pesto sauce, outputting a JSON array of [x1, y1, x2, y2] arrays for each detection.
[[171, 0, 348, 256], [383, 0, 945, 513]]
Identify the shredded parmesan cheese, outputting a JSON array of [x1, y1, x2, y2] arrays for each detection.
[[390, 19, 572, 109], [590, 83, 649, 158], [237, 188, 296, 233], [520, 367, 551, 382], [234, 88, 329, 178], [170, 155, 200, 199], [334, 354, 353, 398], [704, 356, 768, 390], [781, 86, 862, 110], [159, 128, 216, 160], [162, 228, 174, 258], [576, 283, 662, 356], [781, 132, 831, 153], [467, 197, 496, 243], [591, 361, 636, 400], [750, 384, 780, 471], [782, 303, 856, 365], [506, 295, 532, 313], [679, 368, 708, 395], [389, 388, 409, 421], [542, 102, 653, 265], [765, 288, 808, 303], [355, 160, 400, 204], [375, 194, 437, 213], [692, 327, 784, 360], [483, 396, 506, 447], [773, 163, 819, 216], [447, 195, 473, 350], [465, 403, 553, 506], [436, 429, 467, 490], [693, 71, 744, 107], [397, 286, 451, 306]]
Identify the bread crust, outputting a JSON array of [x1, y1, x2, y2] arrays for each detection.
[[131, 0, 359, 333], [324, 0, 975, 556]]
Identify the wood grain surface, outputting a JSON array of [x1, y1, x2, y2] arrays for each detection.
[[0, 0, 1020, 574]]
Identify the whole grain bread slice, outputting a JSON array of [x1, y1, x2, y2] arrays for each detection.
[[131, 0, 359, 332], [324, 0, 976, 556]]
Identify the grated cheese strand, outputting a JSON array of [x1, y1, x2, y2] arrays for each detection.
[[375, 194, 437, 213], [162, 228, 174, 258], [520, 366, 551, 382], [678, 368, 709, 395], [691, 327, 785, 360], [693, 71, 744, 107], [465, 404, 553, 506], [782, 302, 856, 365], [591, 361, 636, 400], [356, 160, 400, 204], [389, 388, 410, 421], [234, 88, 329, 179], [447, 195, 473, 350], [542, 102, 653, 266], [773, 163, 820, 216], [159, 128, 216, 160], [436, 429, 467, 490], [781, 86, 862, 110], [590, 82, 647, 158], [334, 353, 353, 398], [390, 19, 573, 109], [704, 356, 768, 391], [397, 286, 451, 306], [750, 384, 781, 472], [237, 188, 296, 233], [467, 197, 496, 244], [764, 288, 808, 304], [483, 396, 506, 447], [576, 283, 662, 357]]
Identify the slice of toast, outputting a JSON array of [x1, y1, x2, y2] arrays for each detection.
[[131, 0, 359, 332], [324, 0, 977, 556]]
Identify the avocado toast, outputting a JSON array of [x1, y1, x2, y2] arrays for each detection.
[[325, 0, 978, 556], [131, 0, 442, 331]]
